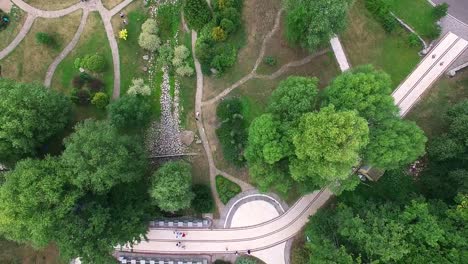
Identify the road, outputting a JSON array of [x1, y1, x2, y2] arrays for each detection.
[[432, 0, 468, 25]]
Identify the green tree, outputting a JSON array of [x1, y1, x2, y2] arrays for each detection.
[[212, 26, 227, 41], [91, 92, 109, 109], [108, 95, 153, 130], [82, 54, 106, 72], [150, 161, 195, 212], [267, 76, 319, 121], [184, 0, 213, 31], [141, 18, 159, 34], [290, 106, 369, 187], [325, 66, 398, 123], [0, 79, 71, 163], [365, 119, 427, 169], [138, 32, 161, 51], [285, 0, 353, 50], [61, 120, 147, 193]]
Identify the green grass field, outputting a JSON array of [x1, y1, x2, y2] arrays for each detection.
[[389, 0, 440, 40], [341, 0, 420, 87]]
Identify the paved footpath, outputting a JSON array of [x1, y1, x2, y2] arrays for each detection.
[[2, 0, 134, 98]]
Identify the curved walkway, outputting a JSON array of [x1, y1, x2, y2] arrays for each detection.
[[44, 11, 89, 87], [3, 0, 133, 98]]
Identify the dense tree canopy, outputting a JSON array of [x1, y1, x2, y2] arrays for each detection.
[[325, 65, 398, 123], [365, 119, 427, 169], [61, 120, 147, 193], [0, 79, 71, 163], [108, 95, 153, 130], [183, 0, 213, 31], [0, 120, 152, 263], [285, 0, 353, 50], [267, 76, 318, 122], [150, 161, 195, 212], [291, 106, 369, 186]]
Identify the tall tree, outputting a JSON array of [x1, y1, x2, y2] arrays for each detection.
[[108, 95, 153, 130], [285, 0, 353, 50], [61, 120, 148, 193], [184, 0, 213, 31], [290, 106, 369, 187], [325, 65, 398, 124], [150, 161, 195, 212], [267, 76, 319, 122], [365, 119, 427, 169], [0, 79, 71, 163]]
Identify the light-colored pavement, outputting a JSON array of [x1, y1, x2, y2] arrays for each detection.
[[393, 32, 468, 116], [124, 189, 332, 254], [330, 36, 350, 71], [44, 10, 89, 87]]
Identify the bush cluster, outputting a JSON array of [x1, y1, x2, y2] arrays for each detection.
[[215, 175, 241, 204], [216, 98, 247, 167], [191, 184, 214, 213], [74, 54, 107, 73], [138, 19, 161, 51], [183, 0, 213, 31], [194, 0, 243, 74], [71, 73, 106, 106], [433, 3, 448, 20], [35, 32, 56, 47], [365, 0, 398, 32]]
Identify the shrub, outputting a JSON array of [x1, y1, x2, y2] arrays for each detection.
[[79, 72, 92, 81], [176, 64, 194, 77], [141, 18, 158, 34], [91, 92, 109, 109], [408, 33, 421, 48], [74, 58, 82, 69], [192, 184, 214, 213], [210, 44, 237, 72], [71, 88, 91, 105], [212, 26, 227, 41], [215, 175, 241, 204], [220, 18, 235, 33], [183, 0, 213, 31], [158, 43, 174, 66], [87, 78, 104, 92], [35, 32, 55, 46], [213, 0, 243, 11], [365, 0, 398, 32], [263, 56, 277, 66], [127, 78, 151, 96], [173, 45, 191, 67], [72, 75, 85, 88], [77, 54, 107, 73], [433, 3, 448, 20], [221, 7, 240, 24], [427, 24, 442, 39], [138, 32, 161, 51]]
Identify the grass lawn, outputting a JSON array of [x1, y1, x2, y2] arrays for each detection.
[[0, 10, 82, 83], [406, 70, 468, 139], [0, 237, 63, 264], [0, 7, 25, 50], [112, 0, 147, 94], [24, 0, 78, 10], [341, 0, 420, 87], [389, 0, 439, 40], [52, 12, 114, 96]]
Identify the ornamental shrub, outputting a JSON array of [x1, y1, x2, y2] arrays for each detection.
[[210, 44, 237, 72], [192, 184, 214, 213], [158, 43, 174, 66], [176, 64, 194, 77], [91, 92, 109, 109], [220, 18, 235, 33], [212, 26, 227, 41], [141, 18, 159, 34], [35, 32, 55, 46], [72, 75, 85, 88], [87, 78, 104, 92], [408, 33, 421, 48], [79, 54, 106, 73], [127, 78, 151, 96], [433, 3, 448, 20], [138, 32, 161, 51], [71, 88, 91, 105]]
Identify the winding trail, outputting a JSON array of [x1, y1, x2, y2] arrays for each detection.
[[44, 11, 89, 87], [2, 0, 134, 98], [0, 13, 35, 60]]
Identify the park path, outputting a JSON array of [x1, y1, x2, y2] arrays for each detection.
[[0, 13, 35, 60], [3, 0, 135, 99], [44, 11, 89, 87]]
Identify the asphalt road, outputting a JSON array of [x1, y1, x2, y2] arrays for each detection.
[[432, 0, 468, 25]]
